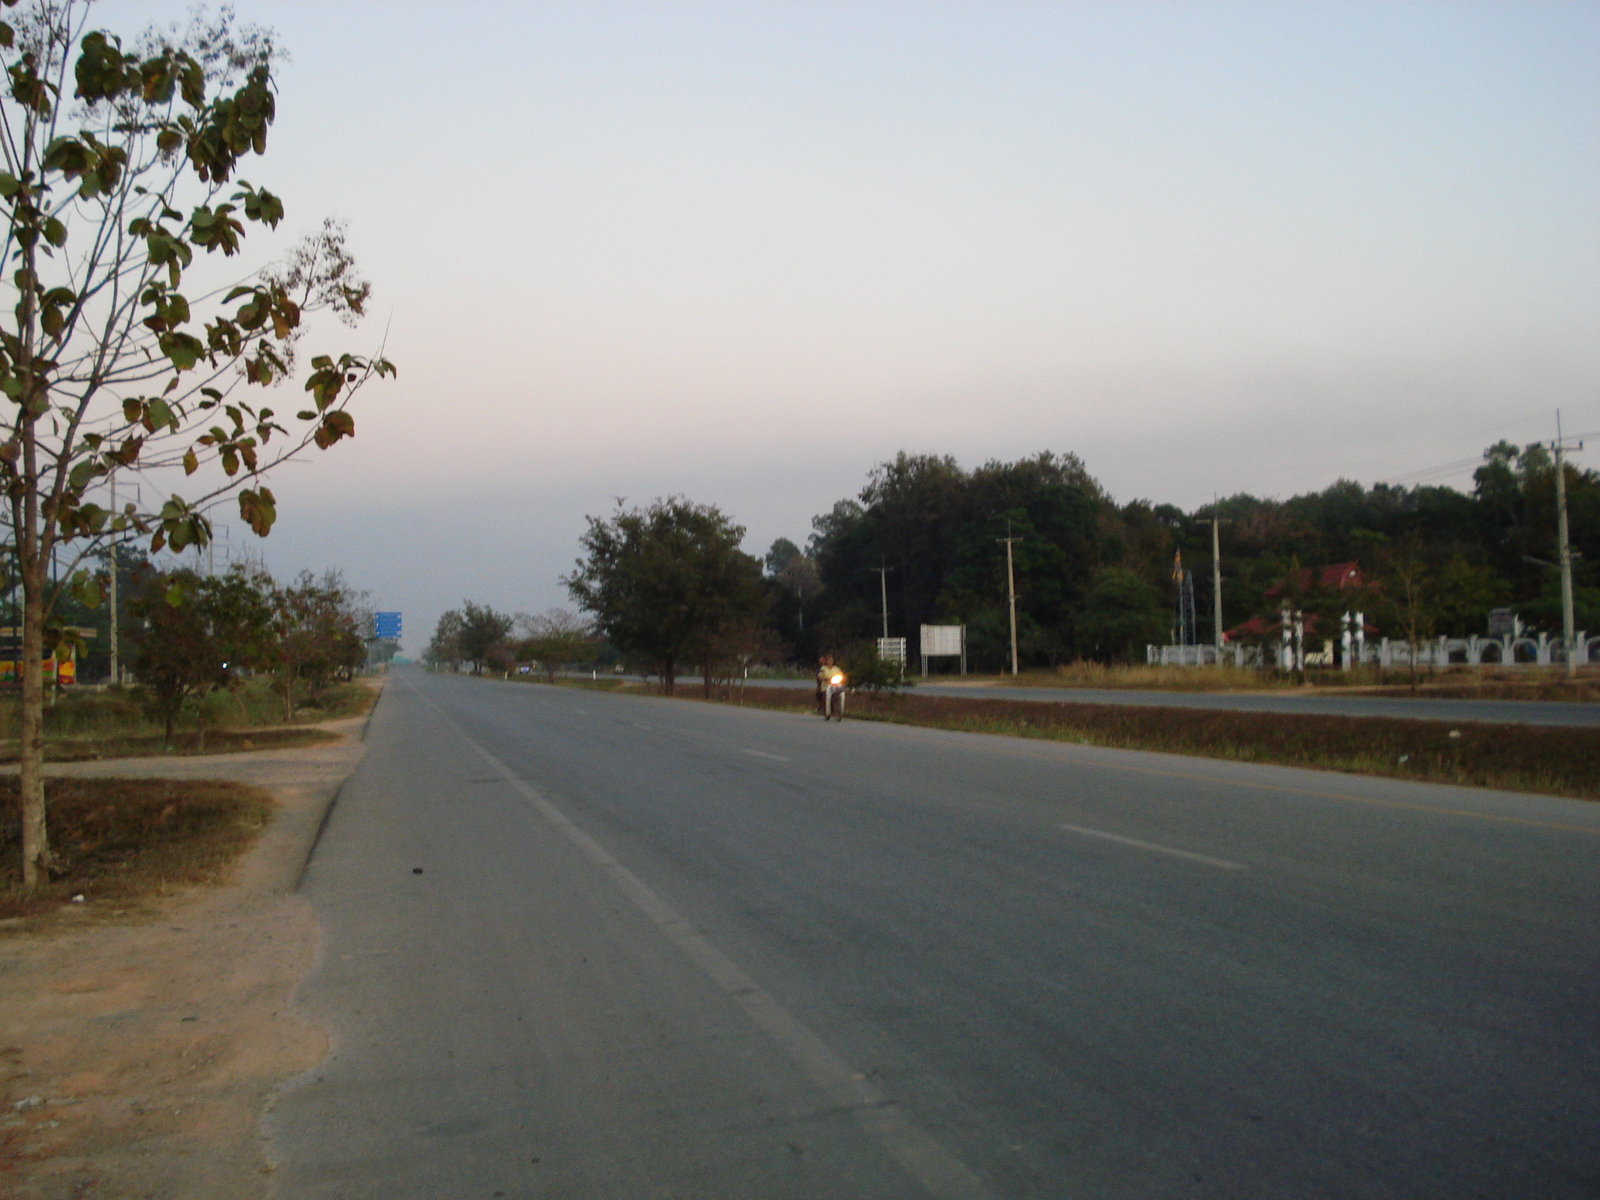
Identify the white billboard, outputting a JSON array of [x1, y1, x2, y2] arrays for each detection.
[[920, 625, 964, 657]]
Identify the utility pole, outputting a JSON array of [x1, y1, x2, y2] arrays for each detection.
[[870, 561, 892, 640], [1554, 411, 1583, 678], [108, 473, 118, 686], [1211, 502, 1231, 664], [998, 525, 1022, 675]]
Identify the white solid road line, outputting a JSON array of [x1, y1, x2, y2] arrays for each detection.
[[741, 748, 790, 762], [1059, 823, 1245, 871], [408, 679, 997, 1200]]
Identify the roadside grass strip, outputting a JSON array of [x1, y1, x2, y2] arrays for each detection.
[[1030, 661, 1600, 699], [0, 725, 339, 764], [0, 778, 275, 924], [0, 679, 375, 763], [652, 684, 1600, 801]]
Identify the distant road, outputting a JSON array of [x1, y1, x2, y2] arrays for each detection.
[[726, 676, 1600, 728], [270, 669, 1600, 1198]]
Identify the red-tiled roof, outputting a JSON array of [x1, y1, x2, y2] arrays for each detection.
[[1263, 562, 1364, 597]]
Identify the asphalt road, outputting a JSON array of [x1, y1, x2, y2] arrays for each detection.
[[269, 668, 1600, 1199], [726, 675, 1600, 728]]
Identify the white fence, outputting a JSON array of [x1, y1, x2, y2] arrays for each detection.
[[1356, 632, 1594, 668], [1148, 644, 1261, 668], [1151, 631, 1595, 670]]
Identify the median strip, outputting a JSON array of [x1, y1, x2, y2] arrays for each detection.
[[653, 684, 1600, 801]]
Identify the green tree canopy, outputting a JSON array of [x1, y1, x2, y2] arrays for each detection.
[[268, 570, 365, 718], [456, 600, 512, 675], [1078, 567, 1168, 663], [425, 609, 465, 671], [126, 562, 273, 744], [513, 608, 595, 682], [564, 497, 767, 695]]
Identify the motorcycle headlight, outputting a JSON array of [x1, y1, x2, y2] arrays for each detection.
[[830, 674, 843, 685]]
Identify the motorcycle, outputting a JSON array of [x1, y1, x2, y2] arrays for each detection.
[[822, 671, 846, 721]]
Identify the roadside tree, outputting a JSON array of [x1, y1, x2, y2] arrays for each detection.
[[1374, 535, 1437, 693], [3, 2, 394, 888], [1078, 566, 1167, 663], [425, 608, 464, 671], [514, 607, 594, 682], [564, 498, 767, 695], [268, 570, 364, 719], [126, 563, 273, 745], [456, 601, 512, 675]]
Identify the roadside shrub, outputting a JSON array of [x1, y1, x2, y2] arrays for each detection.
[[840, 644, 913, 694]]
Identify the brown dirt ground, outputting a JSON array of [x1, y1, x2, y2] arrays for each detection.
[[0, 682, 379, 1199]]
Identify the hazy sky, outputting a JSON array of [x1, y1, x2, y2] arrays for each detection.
[[99, 0, 1600, 651]]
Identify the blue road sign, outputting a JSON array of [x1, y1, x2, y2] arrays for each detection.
[[373, 612, 402, 639]]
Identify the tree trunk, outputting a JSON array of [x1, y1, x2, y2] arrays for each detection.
[[18, 561, 48, 890], [702, 659, 713, 699], [662, 658, 675, 696]]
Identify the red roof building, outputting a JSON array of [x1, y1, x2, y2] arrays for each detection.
[[1225, 562, 1375, 642]]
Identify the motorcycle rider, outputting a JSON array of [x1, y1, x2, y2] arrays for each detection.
[[815, 654, 840, 715]]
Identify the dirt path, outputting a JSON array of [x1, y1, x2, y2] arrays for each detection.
[[0, 694, 378, 1199]]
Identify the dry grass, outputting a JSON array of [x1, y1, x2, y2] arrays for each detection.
[[0, 725, 339, 764], [942, 661, 1600, 700], [0, 777, 275, 922], [0, 678, 374, 763], [704, 686, 1600, 800], [1339, 671, 1600, 702]]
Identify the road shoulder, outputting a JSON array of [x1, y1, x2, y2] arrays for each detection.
[[0, 687, 380, 1200]]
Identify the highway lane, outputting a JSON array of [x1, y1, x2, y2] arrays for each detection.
[[724, 675, 1600, 727], [269, 668, 1600, 1198]]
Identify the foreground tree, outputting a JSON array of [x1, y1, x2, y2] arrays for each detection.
[[564, 498, 767, 695], [2, 3, 394, 887]]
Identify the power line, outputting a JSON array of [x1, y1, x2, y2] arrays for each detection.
[[1378, 429, 1598, 488], [1340, 403, 1600, 483]]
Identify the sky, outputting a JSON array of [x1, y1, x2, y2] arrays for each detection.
[[96, 0, 1600, 653]]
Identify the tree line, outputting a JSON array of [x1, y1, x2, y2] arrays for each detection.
[[424, 604, 611, 684], [425, 499, 776, 695], [429, 438, 1600, 684], [786, 442, 1600, 669], [113, 561, 369, 742]]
